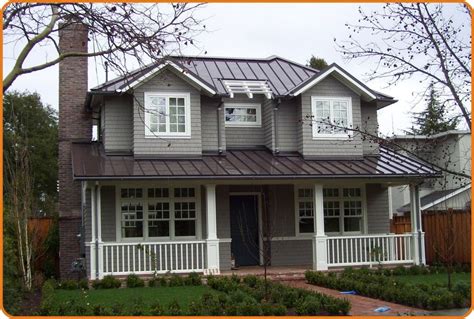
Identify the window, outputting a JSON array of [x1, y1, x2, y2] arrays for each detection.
[[323, 187, 364, 234], [119, 186, 198, 239], [224, 103, 262, 127], [297, 188, 314, 234], [311, 97, 352, 138], [144, 93, 190, 137]]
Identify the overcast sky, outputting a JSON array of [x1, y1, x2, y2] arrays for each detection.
[[3, 3, 470, 135]]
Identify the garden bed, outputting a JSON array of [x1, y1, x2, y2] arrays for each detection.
[[305, 265, 471, 310], [40, 273, 351, 315]]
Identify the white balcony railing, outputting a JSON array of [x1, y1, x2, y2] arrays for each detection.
[[97, 241, 206, 276], [327, 233, 415, 267]]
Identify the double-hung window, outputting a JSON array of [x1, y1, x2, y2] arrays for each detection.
[[311, 96, 352, 138], [323, 187, 364, 234], [119, 186, 198, 239], [224, 103, 262, 127], [144, 92, 191, 137], [296, 188, 314, 234]]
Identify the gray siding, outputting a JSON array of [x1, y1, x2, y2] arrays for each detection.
[[133, 69, 202, 156], [224, 95, 266, 148], [101, 186, 116, 242], [84, 189, 92, 242], [366, 183, 390, 233], [103, 96, 133, 152], [300, 75, 363, 157], [262, 98, 274, 150], [268, 185, 295, 237], [277, 100, 298, 152], [271, 240, 312, 266], [360, 101, 379, 155], [201, 97, 226, 152], [219, 242, 232, 270]]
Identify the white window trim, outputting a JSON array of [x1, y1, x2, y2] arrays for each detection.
[[224, 103, 262, 128], [115, 185, 201, 242], [144, 92, 191, 138], [311, 96, 353, 140], [294, 185, 367, 237]]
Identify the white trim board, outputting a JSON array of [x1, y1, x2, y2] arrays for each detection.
[[421, 184, 471, 211], [117, 61, 216, 95], [292, 65, 377, 100]]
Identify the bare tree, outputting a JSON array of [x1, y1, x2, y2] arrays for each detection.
[[335, 3, 471, 130], [3, 3, 206, 92]]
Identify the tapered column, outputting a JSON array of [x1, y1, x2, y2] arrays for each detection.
[[205, 184, 220, 274], [312, 184, 328, 270]]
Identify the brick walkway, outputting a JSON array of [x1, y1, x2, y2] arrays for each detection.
[[283, 280, 429, 316]]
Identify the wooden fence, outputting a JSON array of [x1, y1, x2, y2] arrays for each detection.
[[391, 209, 471, 265], [28, 217, 59, 277]]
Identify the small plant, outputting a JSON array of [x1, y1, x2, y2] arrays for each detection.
[[78, 279, 89, 290], [168, 274, 185, 286], [167, 299, 182, 316], [58, 280, 79, 290], [149, 301, 164, 315], [92, 275, 121, 289], [126, 274, 145, 288], [296, 295, 322, 315], [185, 272, 202, 286]]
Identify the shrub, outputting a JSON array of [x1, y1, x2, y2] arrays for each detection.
[[126, 274, 145, 288], [185, 272, 202, 286], [78, 279, 89, 290], [92, 275, 121, 289], [148, 275, 168, 287], [167, 300, 182, 316], [149, 301, 164, 315], [296, 295, 322, 315], [58, 280, 79, 290], [168, 274, 185, 287], [127, 297, 145, 316], [242, 275, 259, 288], [40, 280, 56, 315]]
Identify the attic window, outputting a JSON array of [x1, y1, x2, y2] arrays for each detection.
[[222, 80, 272, 99]]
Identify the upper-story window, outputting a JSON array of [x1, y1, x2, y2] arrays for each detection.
[[144, 92, 191, 137], [224, 103, 262, 127], [311, 96, 352, 139]]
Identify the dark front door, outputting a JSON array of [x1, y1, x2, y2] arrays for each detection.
[[230, 195, 259, 267]]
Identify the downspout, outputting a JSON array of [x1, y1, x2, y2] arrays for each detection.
[[94, 182, 100, 279], [273, 98, 282, 154], [216, 99, 224, 154]]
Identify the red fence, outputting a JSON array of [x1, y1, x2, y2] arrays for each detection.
[[391, 209, 471, 265]]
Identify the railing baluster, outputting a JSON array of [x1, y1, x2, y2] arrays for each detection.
[[165, 245, 168, 271], [180, 244, 184, 271]]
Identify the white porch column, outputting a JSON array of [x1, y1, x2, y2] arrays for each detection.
[[90, 184, 97, 280], [96, 184, 104, 279], [312, 184, 328, 271], [205, 184, 220, 274], [409, 184, 425, 265]]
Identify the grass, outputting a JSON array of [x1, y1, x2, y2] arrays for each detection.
[[53, 285, 213, 309], [394, 272, 471, 286]]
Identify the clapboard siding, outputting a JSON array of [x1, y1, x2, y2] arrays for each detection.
[[360, 101, 379, 155], [277, 100, 298, 152], [271, 240, 312, 266], [220, 242, 232, 270], [201, 96, 223, 152], [103, 96, 133, 152], [101, 186, 116, 242], [262, 98, 274, 150], [133, 69, 202, 156], [224, 95, 266, 148], [300, 75, 363, 157], [366, 183, 390, 233], [269, 185, 296, 237]]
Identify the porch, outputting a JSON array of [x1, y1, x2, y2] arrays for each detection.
[[84, 182, 426, 280]]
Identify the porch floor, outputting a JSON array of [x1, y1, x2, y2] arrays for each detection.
[[220, 265, 310, 280], [283, 280, 429, 316]]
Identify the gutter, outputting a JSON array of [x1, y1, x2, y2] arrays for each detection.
[[216, 99, 224, 154]]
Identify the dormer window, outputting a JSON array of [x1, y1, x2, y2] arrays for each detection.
[[311, 96, 353, 139], [144, 92, 191, 138], [224, 103, 262, 127]]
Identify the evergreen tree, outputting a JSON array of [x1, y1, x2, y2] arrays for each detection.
[[407, 85, 459, 136], [307, 55, 328, 70]]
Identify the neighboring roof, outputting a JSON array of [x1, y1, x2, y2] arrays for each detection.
[[71, 143, 440, 180], [89, 55, 395, 108], [392, 130, 471, 140], [397, 184, 472, 212]]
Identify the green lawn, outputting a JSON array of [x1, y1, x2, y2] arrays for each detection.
[[53, 285, 212, 308], [395, 272, 471, 286]]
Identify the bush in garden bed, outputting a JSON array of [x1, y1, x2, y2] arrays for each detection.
[[126, 274, 145, 288], [91, 275, 122, 289], [305, 267, 471, 310]]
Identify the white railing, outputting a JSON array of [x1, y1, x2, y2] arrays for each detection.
[[327, 233, 414, 267], [100, 241, 206, 276]]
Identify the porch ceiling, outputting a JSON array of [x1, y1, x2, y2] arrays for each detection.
[[71, 143, 440, 181]]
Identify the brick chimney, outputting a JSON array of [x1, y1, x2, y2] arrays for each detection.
[[58, 22, 91, 279]]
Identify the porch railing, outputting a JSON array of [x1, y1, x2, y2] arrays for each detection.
[[327, 233, 414, 267], [99, 241, 206, 276]]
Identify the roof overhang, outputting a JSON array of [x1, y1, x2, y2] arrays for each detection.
[[117, 61, 217, 96], [291, 64, 377, 101], [421, 184, 472, 211]]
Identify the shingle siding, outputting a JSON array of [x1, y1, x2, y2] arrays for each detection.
[[262, 98, 274, 150], [271, 240, 312, 266], [133, 69, 202, 156], [277, 100, 298, 152], [300, 75, 363, 157], [360, 101, 379, 155], [101, 186, 116, 242], [366, 183, 390, 233], [103, 96, 133, 152]]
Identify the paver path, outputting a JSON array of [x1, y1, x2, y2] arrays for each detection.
[[282, 280, 429, 316]]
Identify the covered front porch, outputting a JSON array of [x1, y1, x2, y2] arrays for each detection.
[[84, 181, 426, 280]]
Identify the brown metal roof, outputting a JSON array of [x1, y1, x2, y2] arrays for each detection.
[[71, 143, 440, 180]]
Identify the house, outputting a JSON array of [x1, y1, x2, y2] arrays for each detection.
[[389, 130, 471, 216], [58, 22, 440, 280]]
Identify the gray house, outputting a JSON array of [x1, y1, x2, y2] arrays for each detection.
[[58, 23, 440, 280]]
